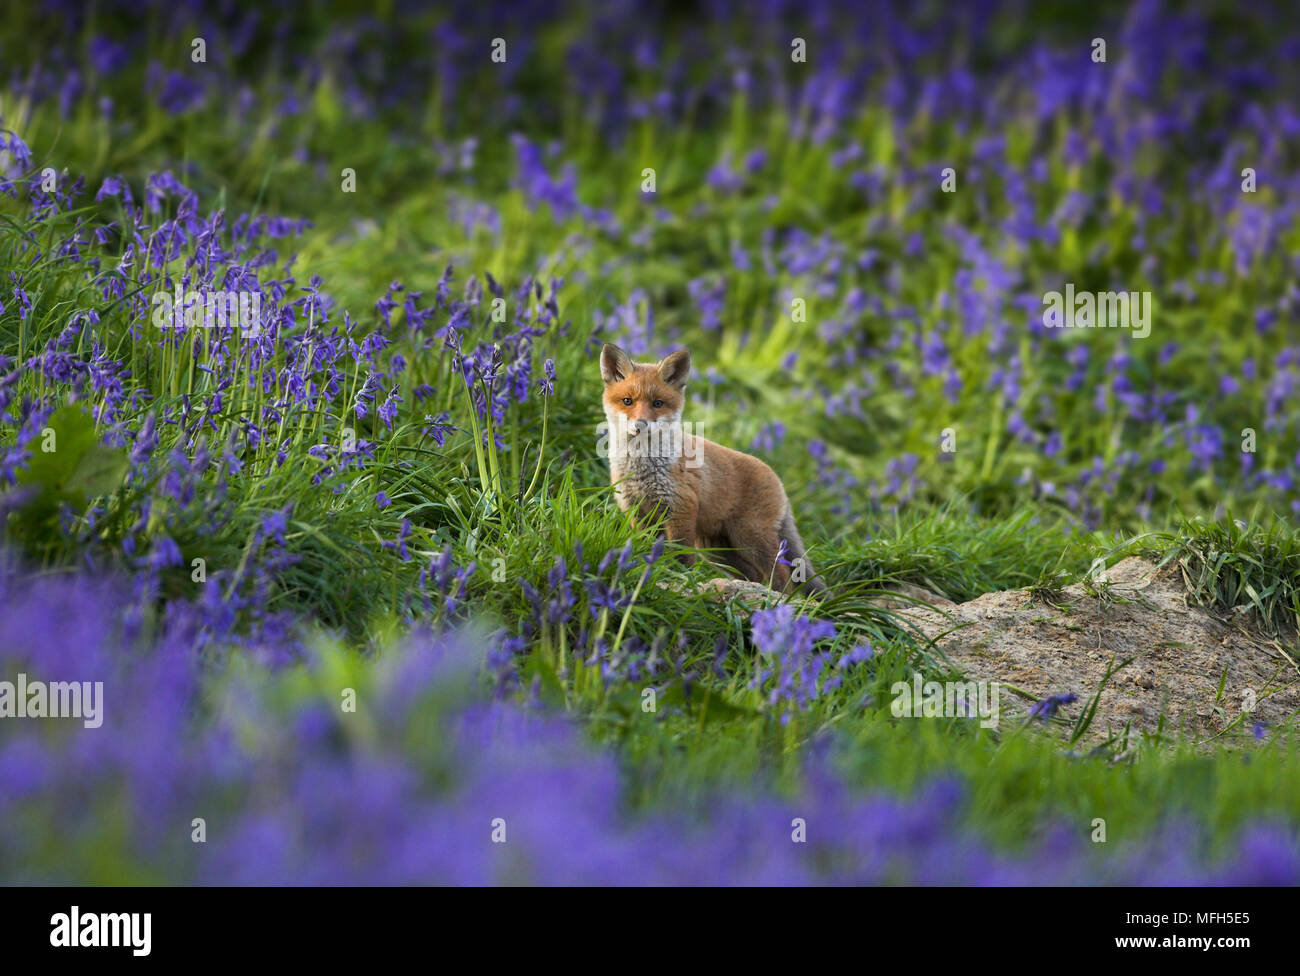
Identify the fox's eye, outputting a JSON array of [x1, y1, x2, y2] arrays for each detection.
[[652, 400, 664, 408], [622, 397, 634, 406]]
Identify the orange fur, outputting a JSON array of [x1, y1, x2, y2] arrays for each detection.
[[599, 343, 826, 595]]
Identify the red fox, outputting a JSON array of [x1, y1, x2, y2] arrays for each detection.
[[599, 343, 827, 595]]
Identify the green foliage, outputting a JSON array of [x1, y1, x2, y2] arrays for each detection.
[[7, 404, 128, 558], [2, 2, 1299, 868]]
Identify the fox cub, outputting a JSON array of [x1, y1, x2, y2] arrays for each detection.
[[600, 343, 826, 595]]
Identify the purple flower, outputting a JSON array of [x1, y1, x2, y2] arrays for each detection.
[[538, 358, 556, 396], [378, 387, 403, 431], [750, 606, 838, 711], [1028, 693, 1078, 721], [147, 535, 183, 571], [382, 519, 414, 562]]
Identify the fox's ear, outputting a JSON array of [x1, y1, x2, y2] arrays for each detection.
[[600, 343, 634, 385], [657, 348, 691, 389]]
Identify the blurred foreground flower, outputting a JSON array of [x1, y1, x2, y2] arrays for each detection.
[[1, 559, 1299, 884]]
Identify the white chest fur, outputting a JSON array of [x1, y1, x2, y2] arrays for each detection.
[[603, 411, 687, 513], [610, 450, 683, 510]]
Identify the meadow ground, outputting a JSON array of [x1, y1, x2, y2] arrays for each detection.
[[1, 0, 1299, 883]]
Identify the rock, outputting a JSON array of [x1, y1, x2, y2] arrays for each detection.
[[657, 576, 788, 614], [892, 557, 1300, 744], [705, 577, 783, 604], [867, 581, 955, 611]]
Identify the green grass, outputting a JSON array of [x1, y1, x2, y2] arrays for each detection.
[[1147, 515, 1300, 637], [3, 3, 1300, 870]]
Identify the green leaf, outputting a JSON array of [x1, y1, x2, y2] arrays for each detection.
[[10, 403, 128, 522]]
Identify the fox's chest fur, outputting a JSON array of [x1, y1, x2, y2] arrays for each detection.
[[611, 451, 676, 505], [607, 436, 694, 517]]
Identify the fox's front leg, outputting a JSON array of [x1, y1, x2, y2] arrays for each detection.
[[664, 500, 699, 565]]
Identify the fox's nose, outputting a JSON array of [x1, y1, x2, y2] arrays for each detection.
[[629, 418, 650, 436]]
